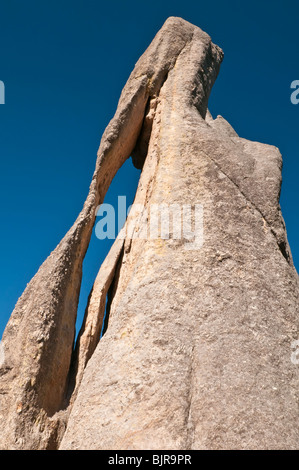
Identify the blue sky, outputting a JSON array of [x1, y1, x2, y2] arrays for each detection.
[[0, 0, 298, 338]]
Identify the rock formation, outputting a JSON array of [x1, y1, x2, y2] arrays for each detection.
[[0, 17, 298, 450]]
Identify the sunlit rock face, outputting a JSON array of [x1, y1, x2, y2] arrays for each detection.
[[1, 17, 298, 450]]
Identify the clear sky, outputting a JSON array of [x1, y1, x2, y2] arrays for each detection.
[[0, 0, 298, 338]]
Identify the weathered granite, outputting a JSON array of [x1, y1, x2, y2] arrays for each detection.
[[1, 17, 298, 451]]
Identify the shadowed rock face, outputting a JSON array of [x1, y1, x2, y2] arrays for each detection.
[[0, 17, 298, 450]]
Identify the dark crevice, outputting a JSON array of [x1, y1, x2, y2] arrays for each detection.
[[131, 95, 157, 170], [100, 287, 113, 339], [277, 237, 291, 263], [64, 245, 123, 408], [99, 297, 109, 339], [63, 285, 93, 407], [100, 245, 124, 339]]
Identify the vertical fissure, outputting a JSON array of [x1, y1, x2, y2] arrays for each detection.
[[99, 245, 124, 339]]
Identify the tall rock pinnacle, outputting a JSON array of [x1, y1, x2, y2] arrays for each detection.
[[0, 17, 298, 450]]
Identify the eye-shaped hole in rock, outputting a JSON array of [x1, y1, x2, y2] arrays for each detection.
[[65, 158, 140, 405], [76, 158, 140, 338]]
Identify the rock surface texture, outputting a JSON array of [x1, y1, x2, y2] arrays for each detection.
[[0, 17, 298, 450]]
